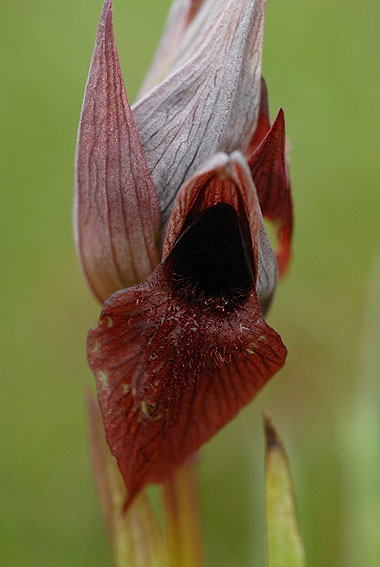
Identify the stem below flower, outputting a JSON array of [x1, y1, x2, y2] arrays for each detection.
[[163, 458, 203, 567]]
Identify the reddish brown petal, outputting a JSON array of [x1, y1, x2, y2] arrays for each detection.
[[247, 77, 271, 154], [74, 0, 160, 303], [248, 109, 293, 276], [87, 263, 286, 507]]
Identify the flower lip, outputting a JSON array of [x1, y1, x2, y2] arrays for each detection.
[[166, 201, 255, 312], [87, 154, 284, 506]]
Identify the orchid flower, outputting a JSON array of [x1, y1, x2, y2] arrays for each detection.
[[75, 0, 292, 507]]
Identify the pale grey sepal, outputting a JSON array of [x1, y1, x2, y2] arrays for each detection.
[[138, 1, 221, 98], [138, 0, 197, 98], [133, 0, 266, 225]]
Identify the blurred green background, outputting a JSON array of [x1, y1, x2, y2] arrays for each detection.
[[1, 0, 379, 565]]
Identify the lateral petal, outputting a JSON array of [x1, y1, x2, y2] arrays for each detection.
[[133, 0, 266, 225], [87, 263, 286, 507], [248, 109, 293, 276], [74, 0, 160, 303]]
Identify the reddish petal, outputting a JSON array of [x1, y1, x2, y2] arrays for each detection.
[[247, 77, 271, 154], [248, 109, 293, 276], [88, 263, 286, 507], [74, 0, 160, 303]]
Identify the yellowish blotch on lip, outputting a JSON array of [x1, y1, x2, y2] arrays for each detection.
[[152, 410, 165, 421], [93, 340, 100, 353], [122, 384, 130, 394], [247, 335, 267, 354], [140, 401, 164, 421], [98, 370, 109, 391], [106, 316, 113, 327]]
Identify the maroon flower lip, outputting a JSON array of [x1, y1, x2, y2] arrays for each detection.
[[87, 153, 287, 508]]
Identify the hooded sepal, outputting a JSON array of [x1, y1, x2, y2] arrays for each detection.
[[163, 152, 278, 313], [133, 0, 267, 224], [74, 0, 160, 303], [248, 109, 293, 276], [87, 152, 286, 506]]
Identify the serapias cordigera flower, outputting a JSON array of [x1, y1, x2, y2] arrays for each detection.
[[75, 0, 293, 506]]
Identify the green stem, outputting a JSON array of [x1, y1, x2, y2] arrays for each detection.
[[163, 459, 203, 567]]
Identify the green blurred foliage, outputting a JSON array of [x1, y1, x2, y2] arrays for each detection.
[[1, 0, 379, 565]]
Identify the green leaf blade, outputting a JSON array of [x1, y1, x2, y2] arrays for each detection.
[[264, 413, 306, 567]]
